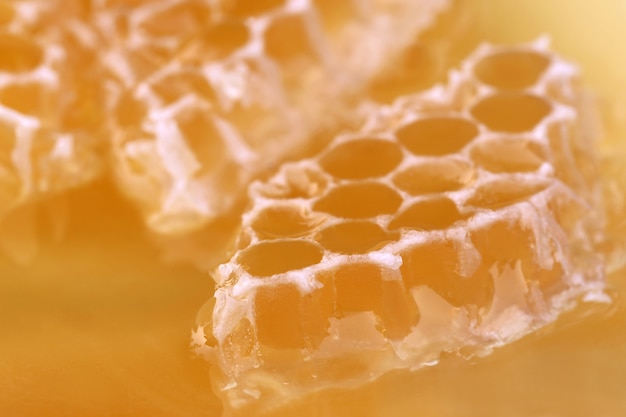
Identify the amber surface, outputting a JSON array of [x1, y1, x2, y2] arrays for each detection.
[[1, 1, 626, 417]]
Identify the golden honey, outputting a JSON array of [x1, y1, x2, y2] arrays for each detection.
[[0, 1, 625, 416]]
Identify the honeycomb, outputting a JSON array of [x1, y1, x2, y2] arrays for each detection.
[[193, 39, 607, 415], [0, 1, 104, 241], [103, 0, 451, 236]]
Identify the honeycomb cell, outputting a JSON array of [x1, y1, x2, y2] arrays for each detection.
[[0, 83, 48, 116], [150, 71, 218, 105], [222, 318, 255, 363], [200, 21, 250, 60], [175, 108, 227, 177], [470, 138, 546, 173], [389, 196, 468, 231], [237, 239, 324, 277], [396, 117, 479, 156], [474, 50, 551, 90], [313, 182, 403, 219], [220, 0, 285, 18], [467, 179, 549, 210], [319, 138, 403, 180], [251, 205, 325, 239], [0, 33, 44, 73], [0, 4, 15, 25], [471, 93, 552, 133], [315, 221, 397, 254], [137, 1, 211, 38], [392, 158, 474, 195], [312, 0, 355, 31], [255, 283, 332, 349], [114, 91, 148, 128], [400, 239, 494, 307], [264, 14, 317, 62], [317, 263, 418, 340]]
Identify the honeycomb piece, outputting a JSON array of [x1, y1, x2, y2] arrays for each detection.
[[193, 39, 607, 415], [102, 0, 451, 236], [0, 1, 105, 260]]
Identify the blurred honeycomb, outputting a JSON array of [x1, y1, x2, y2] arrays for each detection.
[[193, 39, 607, 415], [0, 2, 104, 219], [102, 0, 451, 236], [0, 0, 105, 261]]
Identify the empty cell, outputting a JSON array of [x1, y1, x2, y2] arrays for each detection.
[[264, 14, 317, 62], [251, 205, 325, 239], [313, 182, 402, 219], [319, 138, 403, 180], [0, 33, 44, 73], [470, 93, 552, 133], [400, 239, 494, 308], [312, 0, 355, 31], [220, 0, 285, 17], [317, 263, 418, 339], [470, 138, 546, 173], [0, 4, 15, 25], [114, 91, 147, 128], [392, 159, 475, 195], [474, 50, 550, 90], [222, 318, 255, 363], [176, 108, 227, 176], [396, 117, 479, 156], [138, 1, 211, 38], [255, 283, 332, 349], [466, 179, 548, 210], [0, 82, 49, 116], [471, 219, 563, 293], [200, 21, 250, 60], [237, 239, 324, 277], [389, 196, 468, 231], [151, 71, 218, 105], [315, 220, 398, 254], [332, 263, 384, 315]]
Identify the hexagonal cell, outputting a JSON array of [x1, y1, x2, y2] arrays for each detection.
[[470, 138, 546, 173], [222, 318, 255, 364], [474, 50, 551, 90], [150, 71, 218, 105], [0, 33, 44, 73], [0, 82, 49, 116], [471, 218, 564, 295], [264, 13, 317, 62], [315, 220, 398, 254], [0, 3, 15, 25], [395, 117, 479, 156], [389, 196, 468, 231], [197, 20, 250, 61], [138, 1, 212, 38], [466, 179, 549, 210], [392, 158, 475, 195], [220, 0, 285, 18], [400, 239, 494, 308], [254, 282, 332, 349], [175, 107, 227, 177], [114, 91, 148, 128], [311, 0, 356, 31], [237, 239, 324, 277], [0, 120, 18, 187], [319, 138, 403, 180], [470, 93, 552, 133], [251, 205, 325, 239], [317, 263, 418, 339], [313, 182, 403, 219]]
